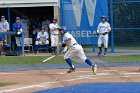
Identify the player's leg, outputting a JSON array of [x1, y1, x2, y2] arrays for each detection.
[[0, 35, 4, 55], [45, 40, 49, 51], [50, 34, 55, 54], [53, 35, 58, 54], [15, 37, 21, 54], [34, 41, 39, 53], [77, 45, 97, 74], [98, 35, 103, 55], [64, 47, 77, 73], [0, 42, 3, 55], [4, 35, 7, 45], [103, 34, 108, 56]]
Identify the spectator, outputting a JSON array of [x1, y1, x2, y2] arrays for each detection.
[[0, 16, 9, 45], [33, 16, 42, 30], [21, 16, 30, 38], [49, 18, 59, 55], [32, 26, 38, 45], [42, 17, 50, 32], [12, 17, 24, 54], [34, 27, 49, 53]]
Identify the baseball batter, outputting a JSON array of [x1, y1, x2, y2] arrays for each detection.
[[97, 16, 111, 56], [49, 18, 59, 55], [59, 26, 97, 74]]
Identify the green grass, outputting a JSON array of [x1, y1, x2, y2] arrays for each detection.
[[101, 55, 140, 62], [0, 56, 66, 66], [82, 44, 140, 50], [1, 55, 140, 66], [0, 82, 14, 87]]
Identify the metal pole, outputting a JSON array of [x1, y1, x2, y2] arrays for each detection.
[[22, 32, 24, 55], [93, 44, 96, 52], [7, 8, 11, 29], [110, 0, 114, 53], [7, 8, 12, 52]]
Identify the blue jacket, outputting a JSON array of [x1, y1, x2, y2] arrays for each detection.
[[13, 22, 24, 32]]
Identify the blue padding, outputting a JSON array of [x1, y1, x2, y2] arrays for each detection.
[[1, 62, 140, 71], [35, 83, 140, 93]]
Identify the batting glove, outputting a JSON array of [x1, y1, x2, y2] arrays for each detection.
[[102, 32, 108, 35]]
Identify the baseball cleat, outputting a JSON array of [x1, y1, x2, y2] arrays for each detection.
[[103, 53, 107, 56], [67, 67, 76, 73], [98, 52, 102, 56], [92, 64, 97, 75]]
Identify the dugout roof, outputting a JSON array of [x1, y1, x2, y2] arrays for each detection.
[[0, 0, 59, 7]]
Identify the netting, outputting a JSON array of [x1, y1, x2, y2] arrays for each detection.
[[110, 0, 140, 49]]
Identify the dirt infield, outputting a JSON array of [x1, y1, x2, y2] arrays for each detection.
[[0, 66, 140, 93]]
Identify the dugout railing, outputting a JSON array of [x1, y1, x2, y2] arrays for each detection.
[[0, 32, 24, 55]]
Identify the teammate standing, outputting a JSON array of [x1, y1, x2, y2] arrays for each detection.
[[59, 26, 97, 74], [0, 16, 9, 45], [97, 16, 111, 56], [49, 18, 59, 55], [13, 17, 24, 54]]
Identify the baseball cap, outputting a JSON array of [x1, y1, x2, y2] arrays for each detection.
[[101, 16, 106, 19], [16, 17, 20, 20], [1, 16, 5, 19], [41, 27, 45, 29], [53, 18, 57, 21]]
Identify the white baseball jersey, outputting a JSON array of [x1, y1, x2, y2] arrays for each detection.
[[49, 23, 59, 34], [97, 22, 111, 34], [97, 22, 111, 48], [37, 32, 49, 40], [63, 32, 87, 62], [63, 32, 77, 47], [0, 20, 9, 31]]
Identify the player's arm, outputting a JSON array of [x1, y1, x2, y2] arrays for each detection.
[[96, 23, 100, 36], [97, 23, 100, 33], [65, 38, 71, 47], [6, 22, 10, 31], [37, 32, 40, 40], [45, 32, 49, 40], [107, 23, 111, 32], [18, 23, 24, 32]]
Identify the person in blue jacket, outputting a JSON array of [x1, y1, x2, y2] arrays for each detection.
[[13, 17, 24, 54]]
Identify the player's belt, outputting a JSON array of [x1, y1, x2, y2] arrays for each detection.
[[99, 33, 104, 35], [99, 32, 107, 35], [51, 34, 59, 35]]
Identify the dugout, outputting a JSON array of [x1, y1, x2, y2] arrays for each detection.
[[0, 0, 60, 30], [0, 0, 60, 54]]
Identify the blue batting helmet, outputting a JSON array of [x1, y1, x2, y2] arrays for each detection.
[[16, 17, 20, 20], [59, 26, 67, 32], [101, 16, 107, 19]]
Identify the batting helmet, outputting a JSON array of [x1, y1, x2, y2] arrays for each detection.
[[53, 18, 57, 22], [59, 26, 67, 32], [101, 16, 107, 20], [16, 17, 20, 20]]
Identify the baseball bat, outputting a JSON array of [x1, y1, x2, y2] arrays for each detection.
[[42, 55, 56, 63]]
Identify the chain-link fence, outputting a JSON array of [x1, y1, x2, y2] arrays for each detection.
[[110, 0, 140, 49]]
